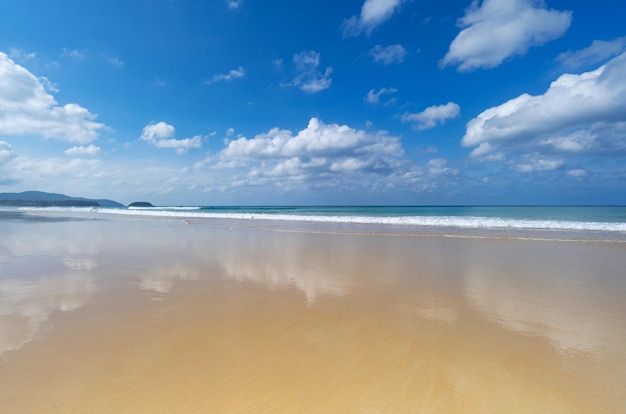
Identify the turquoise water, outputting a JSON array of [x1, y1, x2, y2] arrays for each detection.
[[191, 205, 626, 223]]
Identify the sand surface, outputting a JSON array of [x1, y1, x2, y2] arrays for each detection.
[[1, 217, 625, 413]]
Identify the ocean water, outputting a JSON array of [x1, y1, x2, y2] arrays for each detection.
[[8, 205, 626, 242]]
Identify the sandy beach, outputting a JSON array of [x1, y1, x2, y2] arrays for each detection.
[[1, 214, 625, 413]]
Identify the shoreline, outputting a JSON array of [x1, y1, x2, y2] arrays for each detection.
[[7, 205, 626, 243]]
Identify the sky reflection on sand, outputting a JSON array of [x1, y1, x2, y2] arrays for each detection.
[[216, 231, 349, 304], [0, 269, 96, 355], [1, 216, 626, 412], [139, 264, 200, 300]]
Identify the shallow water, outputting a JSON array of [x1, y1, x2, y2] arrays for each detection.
[[1, 216, 625, 412]]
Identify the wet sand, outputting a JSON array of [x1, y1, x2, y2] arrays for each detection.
[[1, 216, 625, 413]]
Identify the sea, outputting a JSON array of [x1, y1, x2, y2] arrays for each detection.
[[5, 205, 626, 243]]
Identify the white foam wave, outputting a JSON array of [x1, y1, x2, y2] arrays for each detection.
[[128, 206, 201, 210], [20, 206, 626, 233]]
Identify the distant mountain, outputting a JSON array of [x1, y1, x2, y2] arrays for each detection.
[[0, 191, 125, 207]]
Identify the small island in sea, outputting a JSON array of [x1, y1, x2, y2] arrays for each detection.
[[128, 201, 154, 207]]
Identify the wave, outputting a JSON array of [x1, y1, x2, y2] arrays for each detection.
[[18, 206, 626, 233], [127, 206, 202, 211]]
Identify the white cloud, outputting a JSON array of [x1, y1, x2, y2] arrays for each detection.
[[8, 48, 36, 62], [187, 120, 468, 199], [426, 158, 459, 176], [204, 118, 411, 192], [141, 121, 175, 141], [441, 0, 571, 71], [221, 118, 403, 160], [369, 44, 407, 65], [6, 156, 104, 187], [285, 51, 332, 93], [64, 144, 101, 156], [513, 155, 564, 173], [140, 122, 203, 154], [226, 0, 242, 10], [62, 48, 88, 59], [401, 102, 461, 130], [567, 169, 587, 178], [203, 119, 464, 198], [364, 87, 397, 105], [0, 141, 12, 161], [463, 52, 626, 151], [464, 52, 626, 176], [0, 52, 105, 143], [557, 36, 626, 69], [207, 66, 246, 84], [38, 76, 59, 93], [342, 0, 407, 37]]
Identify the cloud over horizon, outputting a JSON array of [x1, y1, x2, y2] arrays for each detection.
[[463, 52, 626, 172]]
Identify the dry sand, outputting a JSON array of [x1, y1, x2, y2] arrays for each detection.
[[1, 217, 625, 413]]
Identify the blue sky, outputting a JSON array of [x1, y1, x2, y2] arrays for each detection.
[[1, 0, 625, 205]]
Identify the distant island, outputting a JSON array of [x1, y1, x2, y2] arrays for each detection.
[[128, 201, 154, 207], [0, 191, 125, 208]]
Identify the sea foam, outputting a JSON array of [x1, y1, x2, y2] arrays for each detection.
[[17, 206, 626, 234]]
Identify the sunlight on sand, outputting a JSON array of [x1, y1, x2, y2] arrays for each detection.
[[1, 218, 625, 413]]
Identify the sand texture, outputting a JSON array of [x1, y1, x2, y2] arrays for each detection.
[[1, 217, 625, 413]]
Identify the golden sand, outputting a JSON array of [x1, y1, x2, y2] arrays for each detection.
[[1, 218, 625, 413]]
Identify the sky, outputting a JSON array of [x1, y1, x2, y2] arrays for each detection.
[[1, 0, 625, 206]]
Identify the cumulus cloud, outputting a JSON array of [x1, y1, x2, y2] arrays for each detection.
[[441, 0, 572, 71], [464, 52, 626, 151], [464, 52, 626, 174], [206, 66, 246, 84], [196, 118, 464, 197], [364, 87, 398, 105], [369, 44, 407, 65], [0, 52, 105, 143], [221, 118, 403, 160], [557, 36, 626, 69], [342, 0, 407, 37], [64, 144, 101, 156], [401, 102, 461, 130], [204, 118, 410, 191], [285, 51, 332, 93], [140, 122, 203, 154]]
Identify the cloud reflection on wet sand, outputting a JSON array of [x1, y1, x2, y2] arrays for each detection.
[[1, 218, 625, 412]]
